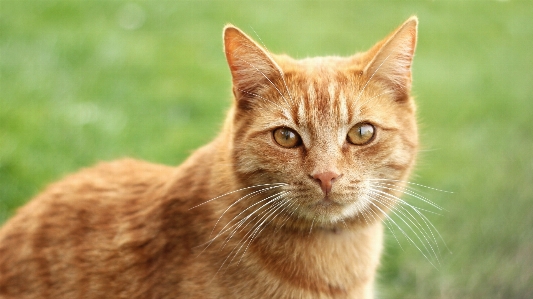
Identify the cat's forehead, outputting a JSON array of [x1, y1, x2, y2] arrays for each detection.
[[280, 60, 372, 120], [275, 53, 364, 71], [277, 56, 365, 97], [260, 75, 384, 147]]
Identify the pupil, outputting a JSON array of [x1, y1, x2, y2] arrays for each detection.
[[283, 129, 292, 140]]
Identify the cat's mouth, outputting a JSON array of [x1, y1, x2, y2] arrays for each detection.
[[309, 197, 345, 216]]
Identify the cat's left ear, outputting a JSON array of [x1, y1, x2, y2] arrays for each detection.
[[363, 16, 418, 101], [223, 25, 283, 98]]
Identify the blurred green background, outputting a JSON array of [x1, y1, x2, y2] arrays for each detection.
[[1, 1, 532, 298]]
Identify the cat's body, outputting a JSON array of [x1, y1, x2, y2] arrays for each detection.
[[0, 17, 419, 298]]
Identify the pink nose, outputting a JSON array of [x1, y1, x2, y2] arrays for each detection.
[[311, 171, 340, 195]]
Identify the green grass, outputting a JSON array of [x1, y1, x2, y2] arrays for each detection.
[[1, 1, 532, 298]]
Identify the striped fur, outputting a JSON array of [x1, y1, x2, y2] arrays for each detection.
[[0, 17, 419, 299]]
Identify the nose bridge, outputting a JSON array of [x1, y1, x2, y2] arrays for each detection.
[[304, 79, 344, 175], [307, 140, 343, 196], [307, 138, 341, 175]]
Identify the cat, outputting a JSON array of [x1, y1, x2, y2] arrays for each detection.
[[0, 16, 419, 299]]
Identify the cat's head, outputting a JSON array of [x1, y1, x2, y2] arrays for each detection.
[[222, 17, 419, 229]]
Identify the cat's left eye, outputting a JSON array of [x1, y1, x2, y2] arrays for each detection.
[[347, 123, 375, 145], [273, 127, 302, 148]]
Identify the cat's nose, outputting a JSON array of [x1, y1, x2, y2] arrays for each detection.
[[311, 171, 341, 196]]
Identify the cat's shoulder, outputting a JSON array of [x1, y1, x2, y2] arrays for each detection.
[[1, 159, 175, 231], [91, 158, 174, 180], [86, 158, 174, 175]]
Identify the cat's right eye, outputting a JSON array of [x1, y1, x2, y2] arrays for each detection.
[[347, 123, 375, 145], [273, 127, 302, 148]]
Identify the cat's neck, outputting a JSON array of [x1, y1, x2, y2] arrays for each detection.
[[251, 222, 383, 297]]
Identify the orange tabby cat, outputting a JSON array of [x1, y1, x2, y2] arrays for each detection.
[[0, 17, 419, 298]]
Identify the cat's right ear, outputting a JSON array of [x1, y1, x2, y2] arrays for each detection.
[[223, 25, 282, 98]]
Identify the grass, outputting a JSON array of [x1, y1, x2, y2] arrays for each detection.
[[1, 1, 532, 298]]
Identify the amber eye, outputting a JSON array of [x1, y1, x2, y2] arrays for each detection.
[[347, 123, 375, 145], [273, 127, 302, 148]]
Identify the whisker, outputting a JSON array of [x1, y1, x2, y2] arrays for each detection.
[[214, 203, 279, 278], [360, 196, 405, 251], [220, 192, 289, 250], [366, 195, 439, 269], [207, 185, 284, 240], [357, 199, 373, 227], [198, 191, 288, 253], [370, 182, 444, 213], [369, 190, 440, 264], [218, 198, 287, 274], [383, 217, 405, 252], [340, 219, 348, 229], [226, 201, 283, 255], [189, 183, 286, 210], [309, 215, 317, 237], [235, 200, 288, 266], [369, 184, 451, 255], [395, 203, 446, 255], [274, 199, 298, 233], [367, 179, 453, 193], [370, 186, 443, 220]]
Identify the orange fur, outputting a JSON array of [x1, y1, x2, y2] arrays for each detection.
[[0, 17, 419, 298]]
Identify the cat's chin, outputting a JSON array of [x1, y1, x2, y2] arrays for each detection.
[[314, 197, 343, 210], [302, 198, 360, 224]]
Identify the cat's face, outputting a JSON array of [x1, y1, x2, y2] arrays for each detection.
[[224, 18, 418, 228]]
